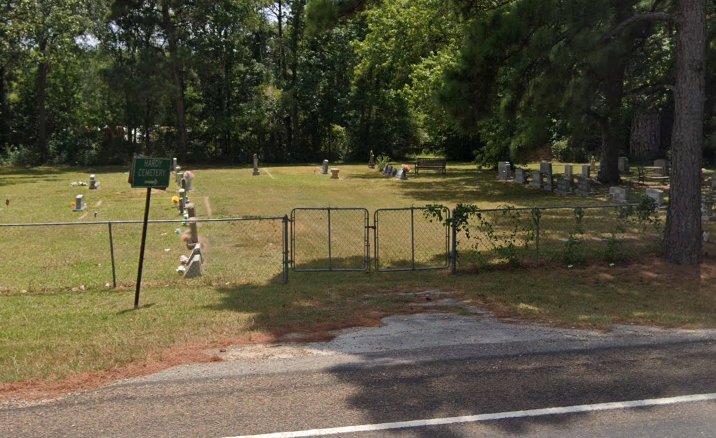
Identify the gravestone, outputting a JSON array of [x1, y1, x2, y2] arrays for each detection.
[[540, 162, 553, 191], [383, 165, 390, 176], [175, 171, 184, 186], [563, 164, 573, 182], [654, 159, 668, 176], [179, 188, 187, 214], [188, 218, 199, 248], [497, 161, 512, 180], [321, 160, 329, 175], [530, 171, 542, 189], [72, 194, 86, 212], [330, 168, 340, 179], [645, 188, 663, 210], [184, 175, 193, 191], [580, 164, 590, 179], [702, 193, 713, 220], [253, 153, 260, 176], [189, 243, 202, 263], [183, 254, 202, 278], [609, 186, 627, 203], [172, 157, 178, 172], [555, 177, 570, 196], [391, 167, 398, 177], [89, 174, 99, 190], [514, 169, 527, 184], [368, 151, 375, 169], [618, 157, 630, 174], [576, 177, 591, 196]]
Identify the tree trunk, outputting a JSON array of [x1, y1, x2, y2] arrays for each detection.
[[0, 65, 8, 154], [597, 57, 626, 185], [288, 0, 306, 154], [162, 2, 188, 158], [36, 38, 49, 162], [629, 112, 661, 162], [664, 0, 706, 265]]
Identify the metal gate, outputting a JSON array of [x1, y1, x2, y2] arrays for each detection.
[[374, 206, 451, 272], [290, 208, 370, 272]]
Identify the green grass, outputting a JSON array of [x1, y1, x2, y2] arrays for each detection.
[[0, 162, 714, 390]]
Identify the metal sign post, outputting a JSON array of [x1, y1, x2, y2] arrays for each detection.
[[130, 156, 171, 309]]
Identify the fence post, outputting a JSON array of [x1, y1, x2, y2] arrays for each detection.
[[410, 207, 416, 271], [282, 215, 289, 284], [451, 208, 457, 274], [535, 208, 541, 266], [108, 222, 117, 288]]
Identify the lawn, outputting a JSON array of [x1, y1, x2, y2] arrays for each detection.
[[0, 162, 715, 397]]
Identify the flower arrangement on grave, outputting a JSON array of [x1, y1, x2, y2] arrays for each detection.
[[183, 171, 194, 181], [171, 195, 180, 205], [181, 232, 191, 242], [70, 202, 76, 208], [402, 164, 411, 173]]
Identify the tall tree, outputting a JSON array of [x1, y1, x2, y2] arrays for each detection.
[[664, 0, 706, 264]]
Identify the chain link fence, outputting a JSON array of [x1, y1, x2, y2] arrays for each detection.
[[374, 207, 451, 271], [290, 208, 369, 271], [0, 202, 691, 291], [0, 217, 286, 292], [453, 204, 664, 270]]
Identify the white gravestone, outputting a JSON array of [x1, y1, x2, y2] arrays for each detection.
[[179, 188, 187, 214], [497, 162, 512, 180], [89, 174, 99, 190], [172, 157, 178, 172], [321, 160, 329, 175], [176, 171, 184, 186], [72, 194, 86, 212], [645, 188, 663, 210], [253, 154, 260, 176], [609, 186, 627, 203], [183, 254, 202, 278]]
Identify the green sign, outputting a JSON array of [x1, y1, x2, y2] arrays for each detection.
[[130, 157, 172, 189]]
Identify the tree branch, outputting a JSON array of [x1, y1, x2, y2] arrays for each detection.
[[599, 12, 673, 44]]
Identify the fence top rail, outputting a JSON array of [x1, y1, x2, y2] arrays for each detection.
[[473, 204, 640, 214], [0, 216, 286, 227]]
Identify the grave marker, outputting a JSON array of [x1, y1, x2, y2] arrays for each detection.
[[72, 194, 86, 212], [576, 177, 591, 196], [609, 186, 627, 203], [556, 177, 570, 196], [580, 164, 590, 179], [654, 159, 668, 176], [89, 174, 99, 190], [497, 161, 512, 180], [530, 171, 542, 189], [563, 164, 573, 182], [183, 254, 202, 278], [645, 188, 663, 209], [618, 157, 630, 174], [330, 168, 340, 179], [321, 160, 329, 175], [514, 169, 527, 184], [368, 151, 375, 169], [253, 153, 260, 176]]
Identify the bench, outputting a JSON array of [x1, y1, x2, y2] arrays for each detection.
[[414, 157, 446, 175]]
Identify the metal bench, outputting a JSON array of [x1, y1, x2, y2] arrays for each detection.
[[414, 158, 446, 175]]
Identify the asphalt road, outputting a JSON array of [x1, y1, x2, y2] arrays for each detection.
[[2, 312, 716, 437]]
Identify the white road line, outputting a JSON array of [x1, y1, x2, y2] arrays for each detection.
[[227, 392, 716, 438]]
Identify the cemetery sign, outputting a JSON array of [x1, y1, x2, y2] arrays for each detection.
[[130, 157, 172, 189]]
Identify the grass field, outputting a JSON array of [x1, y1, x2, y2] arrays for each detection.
[[0, 162, 715, 396]]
